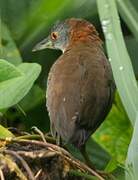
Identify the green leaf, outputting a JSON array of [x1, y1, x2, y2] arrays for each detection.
[[0, 22, 22, 65], [126, 113, 138, 180], [0, 59, 41, 109], [105, 157, 118, 172], [125, 37, 138, 75], [117, 0, 138, 41], [0, 59, 22, 82], [93, 93, 132, 164], [97, 0, 138, 126], [0, 125, 14, 138]]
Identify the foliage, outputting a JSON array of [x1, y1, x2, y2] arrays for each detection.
[[0, 59, 41, 110], [0, 0, 138, 179], [97, 0, 138, 179], [93, 93, 132, 165]]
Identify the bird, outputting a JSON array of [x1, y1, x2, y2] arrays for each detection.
[[33, 18, 115, 167]]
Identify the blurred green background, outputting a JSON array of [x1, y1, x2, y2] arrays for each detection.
[[1, 0, 138, 179]]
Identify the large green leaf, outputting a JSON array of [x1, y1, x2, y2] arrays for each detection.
[[0, 59, 41, 109]]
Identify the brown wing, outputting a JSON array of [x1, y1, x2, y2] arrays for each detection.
[[46, 44, 115, 147]]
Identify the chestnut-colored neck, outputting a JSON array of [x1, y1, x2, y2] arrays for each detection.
[[67, 19, 102, 48], [70, 32, 101, 45], [66, 32, 102, 53]]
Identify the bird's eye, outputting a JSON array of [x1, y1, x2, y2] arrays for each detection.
[[51, 32, 59, 40]]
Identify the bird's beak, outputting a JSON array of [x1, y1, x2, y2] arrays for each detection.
[[32, 37, 53, 52]]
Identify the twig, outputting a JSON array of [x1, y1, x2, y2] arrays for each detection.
[[0, 167, 5, 180], [35, 169, 42, 179], [17, 150, 57, 159], [31, 126, 47, 143]]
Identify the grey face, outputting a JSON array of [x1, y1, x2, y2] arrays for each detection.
[[33, 21, 69, 52]]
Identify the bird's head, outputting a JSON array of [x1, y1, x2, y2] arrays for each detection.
[[33, 18, 101, 53]]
